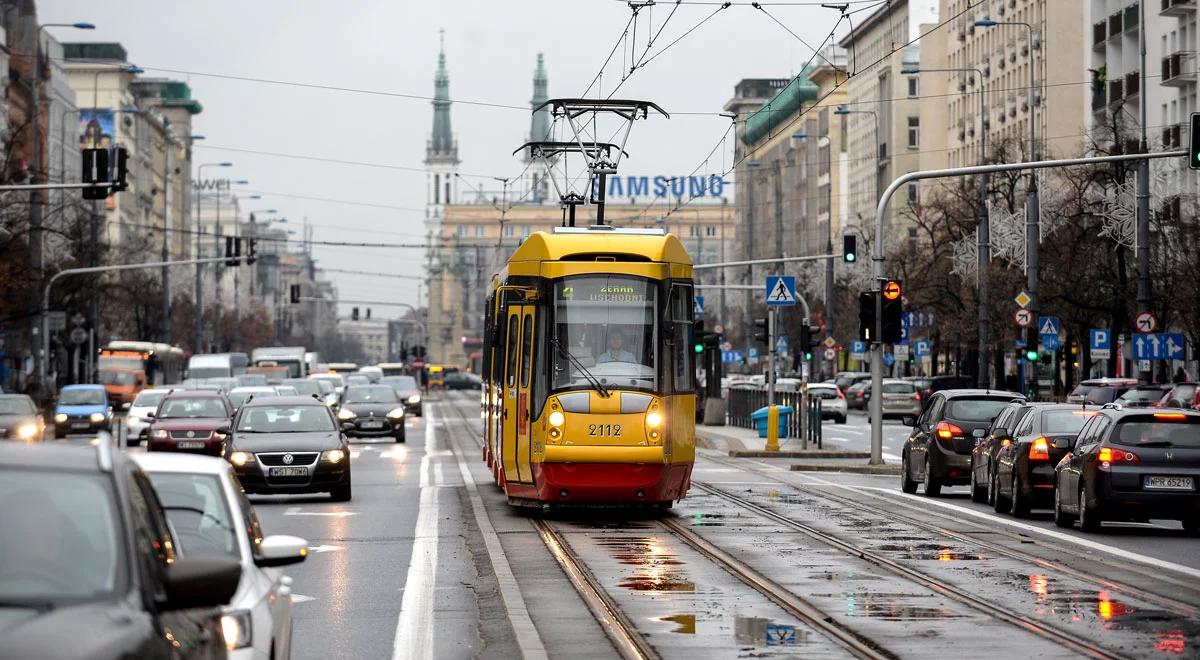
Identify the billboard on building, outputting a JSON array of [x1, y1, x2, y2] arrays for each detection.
[[79, 109, 115, 149]]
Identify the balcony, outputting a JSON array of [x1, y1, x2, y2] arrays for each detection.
[[1108, 12, 1122, 39], [1092, 86, 1107, 112], [1161, 0, 1196, 17], [1109, 78, 1124, 106], [1162, 124, 1182, 149], [1124, 4, 1140, 31], [1162, 51, 1197, 87], [1125, 71, 1140, 97], [1093, 21, 1107, 48]]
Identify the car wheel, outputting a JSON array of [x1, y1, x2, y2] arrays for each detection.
[[330, 479, 353, 502], [900, 453, 918, 494], [969, 465, 987, 503], [922, 454, 941, 497], [395, 431, 406, 443], [986, 467, 996, 505], [125, 433, 140, 448], [54, 428, 65, 439], [1078, 484, 1101, 533], [1009, 473, 1031, 518], [836, 415, 847, 424], [1053, 485, 1074, 528], [992, 470, 1009, 512]]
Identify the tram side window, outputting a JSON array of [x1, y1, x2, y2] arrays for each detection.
[[520, 314, 534, 388], [505, 313, 520, 388], [669, 284, 694, 393]]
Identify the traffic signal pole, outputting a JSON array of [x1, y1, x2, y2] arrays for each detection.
[[870, 150, 1185, 465]]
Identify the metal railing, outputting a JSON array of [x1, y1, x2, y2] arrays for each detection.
[[727, 387, 823, 447]]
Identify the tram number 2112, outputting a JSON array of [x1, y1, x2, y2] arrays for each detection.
[[588, 424, 622, 437]]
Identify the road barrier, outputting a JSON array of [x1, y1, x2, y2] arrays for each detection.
[[728, 387, 823, 448]]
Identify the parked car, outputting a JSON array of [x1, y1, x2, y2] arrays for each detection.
[[845, 381, 871, 410], [900, 389, 1025, 496], [0, 393, 44, 442], [1157, 382, 1200, 410], [53, 384, 113, 438], [1054, 408, 1200, 533], [834, 372, 870, 393], [969, 401, 1038, 503], [1115, 383, 1173, 408], [879, 379, 921, 419], [123, 388, 171, 447], [1066, 378, 1138, 405], [381, 375, 423, 416], [0, 441, 241, 659], [134, 452, 307, 660], [990, 404, 1099, 517], [337, 385, 407, 442], [806, 383, 847, 424], [147, 391, 234, 456], [224, 396, 353, 501]]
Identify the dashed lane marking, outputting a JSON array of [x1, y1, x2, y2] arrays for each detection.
[[392, 414, 439, 660]]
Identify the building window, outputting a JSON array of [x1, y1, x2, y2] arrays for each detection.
[[689, 226, 698, 237], [907, 77, 919, 98], [457, 225, 468, 237], [907, 183, 919, 205], [907, 117, 920, 149], [503, 225, 515, 237], [705, 225, 716, 237], [475, 225, 485, 237]]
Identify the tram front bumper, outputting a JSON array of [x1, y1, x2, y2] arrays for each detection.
[[533, 446, 691, 503]]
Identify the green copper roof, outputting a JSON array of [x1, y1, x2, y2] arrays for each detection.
[[529, 54, 550, 141], [740, 67, 819, 145], [429, 35, 454, 156]]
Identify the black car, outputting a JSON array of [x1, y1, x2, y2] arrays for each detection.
[[1053, 407, 1200, 533], [969, 401, 1038, 503], [900, 389, 1025, 496], [223, 396, 353, 501], [1114, 383, 1173, 408], [337, 385, 407, 442], [0, 394, 44, 442], [991, 404, 1098, 517], [911, 375, 975, 409], [444, 372, 482, 391], [381, 376, 423, 416], [0, 441, 241, 659]]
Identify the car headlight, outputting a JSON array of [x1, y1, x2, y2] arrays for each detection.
[[407, 394, 422, 404], [229, 451, 255, 467], [646, 411, 664, 428], [89, 412, 105, 423], [387, 408, 405, 420], [152, 429, 169, 440], [54, 413, 68, 424], [127, 415, 141, 425], [337, 408, 356, 420], [322, 449, 346, 463], [220, 610, 252, 650], [548, 411, 565, 427], [16, 423, 39, 440]]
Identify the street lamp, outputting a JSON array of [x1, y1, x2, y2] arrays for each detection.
[[976, 16, 1040, 395], [903, 65, 993, 387], [194, 161, 232, 353]]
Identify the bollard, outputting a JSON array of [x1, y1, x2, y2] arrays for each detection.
[[814, 397, 823, 449], [765, 405, 780, 452]]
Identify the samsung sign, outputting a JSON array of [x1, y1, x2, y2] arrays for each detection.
[[591, 175, 728, 202]]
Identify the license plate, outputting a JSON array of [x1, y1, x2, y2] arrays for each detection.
[[71, 422, 89, 429], [361, 421, 384, 429], [269, 466, 310, 477], [176, 440, 205, 449], [1144, 476, 1194, 491]]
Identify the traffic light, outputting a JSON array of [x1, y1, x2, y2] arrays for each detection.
[[224, 236, 242, 266], [289, 284, 301, 304], [799, 321, 820, 360], [246, 239, 258, 265], [753, 317, 770, 346], [352, 307, 360, 321], [881, 279, 903, 344], [1190, 112, 1200, 170], [1026, 349, 1040, 362], [842, 234, 857, 263], [858, 291, 876, 341], [111, 147, 130, 192], [81, 148, 110, 200]]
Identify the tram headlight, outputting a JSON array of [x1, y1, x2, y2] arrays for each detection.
[[548, 411, 565, 427], [645, 412, 663, 428]]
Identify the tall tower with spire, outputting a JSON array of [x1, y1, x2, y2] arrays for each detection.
[[524, 53, 551, 204], [425, 30, 460, 231]]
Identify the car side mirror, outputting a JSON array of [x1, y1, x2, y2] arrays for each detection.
[[900, 414, 916, 427], [161, 556, 241, 611], [972, 428, 987, 439], [255, 534, 309, 568], [993, 427, 1008, 441], [216, 426, 231, 436], [144, 411, 155, 419], [340, 422, 355, 433]]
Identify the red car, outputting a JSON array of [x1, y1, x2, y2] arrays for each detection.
[[146, 391, 234, 455]]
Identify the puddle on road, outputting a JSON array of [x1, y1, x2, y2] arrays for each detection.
[[841, 593, 966, 621], [686, 512, 731, 527], [734, 615, 814, 647], [654, 613, 696, 634], [588, 535, 696, 593], [811, 570, 884, 582], [872, 543, 987, 561]]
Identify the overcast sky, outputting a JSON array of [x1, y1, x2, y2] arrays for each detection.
[[43, 0, 853, 314]]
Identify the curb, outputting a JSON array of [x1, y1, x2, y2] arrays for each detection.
[[789, 463, 901, 475], [729, 450, 871, 459]]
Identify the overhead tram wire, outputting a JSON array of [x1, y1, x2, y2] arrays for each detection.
[[118, 221, 513, 251]]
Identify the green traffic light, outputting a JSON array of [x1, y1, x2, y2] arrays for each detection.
[[1026, 350, 1039, 362], [694, 344, 704, 354], [804, 352, 813, 361], [845, 253, 856, 262]]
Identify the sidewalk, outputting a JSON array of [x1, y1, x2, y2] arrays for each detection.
[[695, 422, 900, 475]]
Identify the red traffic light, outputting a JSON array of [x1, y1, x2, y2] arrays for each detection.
[[882, 280, 902, 301]]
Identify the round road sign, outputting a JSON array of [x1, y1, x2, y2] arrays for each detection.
[[823, 348, 836, 361], [882, 280, 902, 301], [1134, 311, 1159, 334], [1014, 309, 1033, 328], [69, 327, 88, 345]]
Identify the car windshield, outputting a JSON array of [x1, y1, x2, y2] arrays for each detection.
[[345, 375, 371, 385], [1042, 410, 1096, 435], [238, 405, 336, 432], [384, 376, 418, 390], [1166, 384, 1196, 405], [236, 374, 268, 387], [946, 398, 1014, 422], [145, 472, 238, 559], [158, 398, 227, 419], [132, 391, 166, 408], [552, 275, 658, 392], [0, 470, 125, 603], [0, 397, 36, 415], [809, 387, 839, 400], [59, 389, 105, 406], [98, 371, 135, 385], [284, 380, 321, 396], [275, 386, 299, 396], [883, 383, 914, 394], [1112, 417, 1200, 448], [228, 389, 274, 409], [343, 386, 399, 404], [1118, 388, 1167, 404]]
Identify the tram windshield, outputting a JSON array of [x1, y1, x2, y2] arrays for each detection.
[[552, 275, 657, 392]]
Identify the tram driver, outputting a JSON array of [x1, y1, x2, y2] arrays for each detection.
[[596, 330, 637, 364]]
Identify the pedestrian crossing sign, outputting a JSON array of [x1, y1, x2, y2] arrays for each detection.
[[764, 276, 797, 306]]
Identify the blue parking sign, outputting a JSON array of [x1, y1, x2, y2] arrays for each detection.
[[914, 340, 931, 357]]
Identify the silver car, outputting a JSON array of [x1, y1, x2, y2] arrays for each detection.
[[134, 453, 308, 660], [807, 383, 848, 423], [124, 388, 171, 447], [880, 379, 922, 418]]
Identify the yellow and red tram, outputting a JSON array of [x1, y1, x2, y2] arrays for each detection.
[[481, 226, 697, 508]]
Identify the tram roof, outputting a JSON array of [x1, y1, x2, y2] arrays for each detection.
[[506, 226, 693, 265]]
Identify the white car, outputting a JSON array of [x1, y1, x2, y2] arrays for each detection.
[[807, 383, 848, 424], [133, 453, 307, 659], [124, 388, 171, 447]]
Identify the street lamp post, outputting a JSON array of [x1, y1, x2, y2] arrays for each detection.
[[194, 161, 232, 353], [795, 131, 835, 377], [903, 66, 991, 387], [977, 17, 1038, 395]]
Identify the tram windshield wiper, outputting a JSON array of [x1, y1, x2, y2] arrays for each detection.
[[550, 337, 611, 398]]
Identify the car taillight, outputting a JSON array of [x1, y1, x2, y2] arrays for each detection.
[[837, 389, 846, 399], [1098, 446, 1138, 469], [913, 393, 921, 401], [935, 421, 964, 441], [1153, 413, 1187, 421], [1028, 437, 1050, 461]]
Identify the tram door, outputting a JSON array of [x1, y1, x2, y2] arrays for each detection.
[[502, 305, 536, 483]]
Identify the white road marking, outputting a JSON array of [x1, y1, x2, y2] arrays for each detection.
[[792, 473, 1200, 581], [393, 408, 440, 660], [283, 507, 356, 518], [307, 544, 343, 553], [291, 594, 315, 604]]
